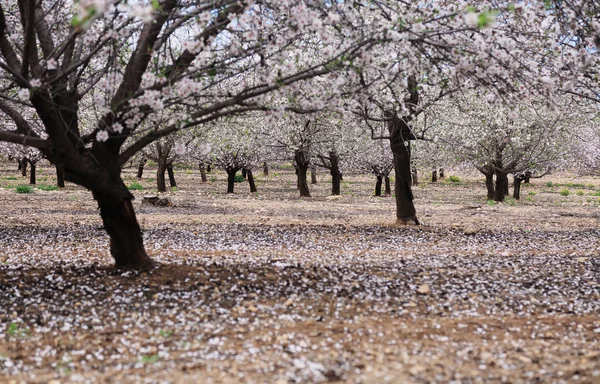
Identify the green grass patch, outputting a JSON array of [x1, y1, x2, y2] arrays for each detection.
[[545, 181, 554, 187], [448, 175, 460, 183], [37, 184, 58, 191], [128, 182, 144, 190], [565, 182, 586, 188], [15, 185, 33, 193], [3, 176, 17, 180], [559, 188, 570, 196], [139, 354, 159, 364], [486, 199, 496, 206], [233, 175, 244, 183], [576, 190, 585, 196]]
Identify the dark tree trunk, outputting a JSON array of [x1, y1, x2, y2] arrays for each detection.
[[227, 168, 239, 194], [137, 158, 146, 178], [513, 176, 523, 200], [495, 171, 508, 202], [330, 151, 341, 195], [310, 165, 317, 185], [199, 163, 208, 182], [248, 170, 257, 193], [29, 161, 36, 185], [524, 170, 531, 184], [439, 168, 445, 180], [167, 165, 176, 187], [94, 193, 153, 271], [263, 162, 269, 176], [431, 169, 437, 183], [387, 112, 419, 225], [20, 158, 27, 177], [206, 164, 212, 173], [375, 176, 383, 196], [157, 163, 167, 192], [411, 167, 418, 186], [242, 168, 247, 179], [56, 165, 65, 188], [294, 150, 311, 197], [385, 176, 391, 195], [485, 172, 494, 200]]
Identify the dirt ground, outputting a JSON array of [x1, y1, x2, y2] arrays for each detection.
[[0, 160, 599, 383]]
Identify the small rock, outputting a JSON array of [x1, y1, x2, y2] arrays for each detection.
[[464, 227, 478, 235], [417, 284, 430, 295]]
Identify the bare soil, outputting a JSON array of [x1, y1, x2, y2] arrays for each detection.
[[1, 161, 599, 383]]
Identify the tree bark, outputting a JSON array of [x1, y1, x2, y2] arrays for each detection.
[[330, 151, 341, 196], [495, 171, 508, 202], [524, 170, 531, 184], [387, 112, 419, 225], [247, 169, 257, 193], [439, 168, 445, 180], [206, 164, 212, 173], [485, 172, 494, 200], [310, 165, 318, 185], [385, 176, 391, 195], [263, 162, 269, 176], [56, 165, 65, 188], [375, 176, 383, 196], [20, 158, 27, 177], [513, 176, 523, 200], [157, 163, 167, 192], [294, 150, 311, 197], [29, 161, 36, 185], [137, 158, 146, 178], [199, 163, 208, 182], [226, 168, 239, 194], [167, 165, 176, 187], [242, 168, 247, 179], [431, 169, 437, 183], [411, 167, 418, 186]]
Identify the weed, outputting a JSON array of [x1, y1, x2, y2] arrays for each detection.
[[588, 184, 595, 189], [545, 181, 554, 187], [233, 175, 244, 183], [448, 175, 460, 183], [525, 196, 534, 202], [210, 176, 217, 182], [593, 190, 600, 197], [7, 322, 29, 338], [505, 197, 517, 206], [565, 182, 585, 188], [528, 191, 536, 196], [171, 187, 179, 192], [486, 199, 496, 206], [559, 188, 570, 196], [128, 182, 144, 190], [140, 354, 160, 364], [37, 184, 59, 191], [15, 185, 33, 193], [159, 330, 173, 338], [3, 176, 17, 180], [146, 178, 155, 183], [576, 190, 585, 196]]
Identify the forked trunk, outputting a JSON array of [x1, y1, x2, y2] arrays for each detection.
[[157, 163, 167, 192], [248, 170, 257, 193], [167, 165, 176, 187], [29, 161, 36, 185], [199, 163, 207, 182], [385, 176, 391, 195], [56, 165, 65, 188], [226, 168, 238, 194], [375, 176, 382, 196]]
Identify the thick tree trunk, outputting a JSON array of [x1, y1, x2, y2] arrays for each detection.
[[29, 162, 36, 185], [242, 168, 247, 179], [330, 151, 341, 195], [199, 163, 208, 182], [411, 167, 418, 186], [513, 177, 523, 200], [485, 172, 494, 200], [157, 163, 167, 192], [56, 165, 65, 188], [294, 150, 311, 197], [375, 176, 383, 196], [248, 170, 257, 193], [263, 162, 269, 176], [20, 158, 27, 177], [431, 169, 437, 183], [385, 176, 391, 195], [206, 164, 212, 173], [524, 170, 531, 184], [495, 171, 508, 202], [227, 168, 238, 194], [310, 165, 318, 185], [95, 194, 152, 270], [167, 165, 176, 188]]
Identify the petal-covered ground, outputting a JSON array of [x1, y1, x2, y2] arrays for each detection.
[[1, 163, 599, 383]]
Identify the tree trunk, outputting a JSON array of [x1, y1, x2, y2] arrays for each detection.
[[206, 164, 212, 173], [227, 168, 238, 194], [375, 176, 383, 196], [167, 165, 176, 188], [431, 169, 437, 183], [513, 176, 523, 200], [248, 169, 257, 193], [157, 163, 167, 192], [294, 150, 311, 197], [29, 161, 36, 185], [485, 172, 494, 200], [330, 151, 341, 195], [387, 112, 419, 225], [56, 165, 65, 188], [242, 168, 247, 179], [385, 176, 391, 195], [439, 168, 445, 180], [199, 163, 207, 182], [17, 160, 21, 171], [411, 167, 418, 186], [94, 193, 153, 271], [524, 170, 531, 184], [20, 158, 27, 177], [495, 171, 508, 202], [137, 159, 146, 178], [263, 162, 269, 176], [310, 165, 317, 185]]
